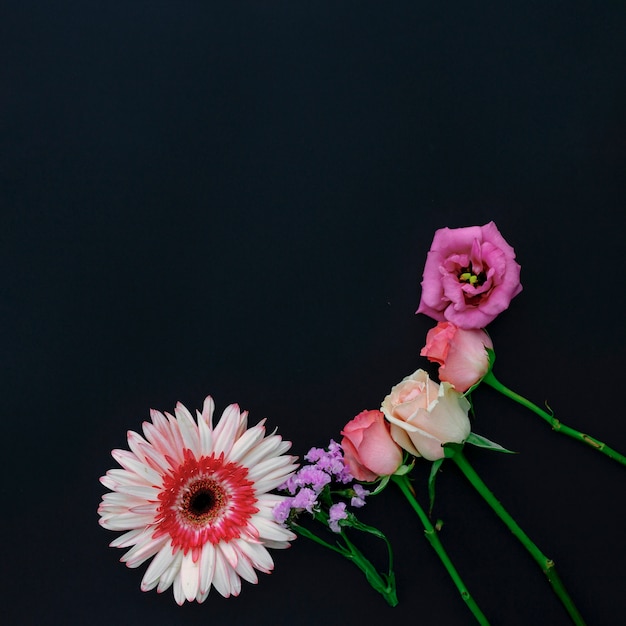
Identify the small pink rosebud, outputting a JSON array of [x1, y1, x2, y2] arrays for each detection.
[[341, 410, 403, 481], [421, 321, 493, 393]]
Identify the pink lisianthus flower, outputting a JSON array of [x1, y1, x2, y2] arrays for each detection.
[[421, 321, 493, 393], [417, 221, 522, 329], [340, 410, 403, 481]]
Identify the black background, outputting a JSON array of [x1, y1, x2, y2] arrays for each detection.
[[2, 2, 626, 625]]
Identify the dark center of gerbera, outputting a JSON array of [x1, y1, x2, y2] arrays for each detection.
[[183, 478, 226, 524]]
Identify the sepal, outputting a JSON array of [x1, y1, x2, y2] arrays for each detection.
[[428, 458, 444, 515], [464, 346, 496, 396], [466, 431, 516, 454]]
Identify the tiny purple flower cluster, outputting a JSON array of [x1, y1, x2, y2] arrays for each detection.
[[273, 440, 370, 533], [328, 502, 348, 532], [304, 440, 354, 484], [351, 483, 369, 508]]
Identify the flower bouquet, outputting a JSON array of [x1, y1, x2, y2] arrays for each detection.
[[98, 221, 625, 624]]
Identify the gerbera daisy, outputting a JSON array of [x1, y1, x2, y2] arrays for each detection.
[[98, 396, 298, 604]]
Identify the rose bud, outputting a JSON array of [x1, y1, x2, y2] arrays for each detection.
[[421, 321, 493, 393], [341, 410, 403, 481]]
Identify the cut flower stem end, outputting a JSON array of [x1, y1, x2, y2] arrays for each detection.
[[450, 450, 586, 626], [391, 474, 490, 625], [482, 371, 626, 467]]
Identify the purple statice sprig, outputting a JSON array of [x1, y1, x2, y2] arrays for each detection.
[[304, 440, 354, 484], [274, 439, 370, 530], [272, 439, 398, 607]]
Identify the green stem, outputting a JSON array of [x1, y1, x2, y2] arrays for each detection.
[[293, 515, 398, 607], [349, 517, 396, 584], [340, 529, 398, 607], [451, 451, 586, 626], [392, 474, 490, 625], [292, 522, 345, 555], [483, 371, 626, 467]]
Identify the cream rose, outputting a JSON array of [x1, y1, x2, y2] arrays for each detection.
[[381, 369, 471, 461]]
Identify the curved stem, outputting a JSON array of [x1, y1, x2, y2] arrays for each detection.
[[339, 529, 398, 607], [350, 517, 396, 585], [483, 371, 626, 467], [291, 522, 344, 555], [451, 451, 586, 626], [293, 513, 398, 607], [392, 474, 490, 625]]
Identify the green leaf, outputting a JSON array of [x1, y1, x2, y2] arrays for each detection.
[[428, 459, 444, 515], [466, 431, 516, 454]]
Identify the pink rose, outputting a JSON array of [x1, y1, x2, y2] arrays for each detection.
[[417, 221, 522, 329], [341, 410, 403, 481], [421, 321, 493, 393], [381, 369, 471, 461]]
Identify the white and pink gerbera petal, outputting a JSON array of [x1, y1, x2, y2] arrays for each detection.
[[98, 395, 297, 604]]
